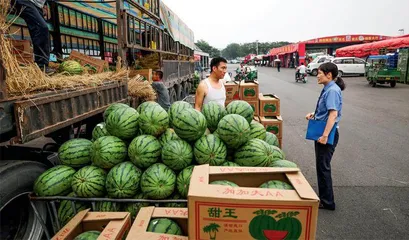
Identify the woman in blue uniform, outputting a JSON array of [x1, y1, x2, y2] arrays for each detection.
[[305, 62, 345, 210]]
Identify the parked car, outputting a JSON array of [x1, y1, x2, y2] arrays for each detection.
[[306, 55, 333, 76], [331, 57, 367, 77]]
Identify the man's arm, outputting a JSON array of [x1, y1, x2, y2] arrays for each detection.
[[194, 81, 206, 111]]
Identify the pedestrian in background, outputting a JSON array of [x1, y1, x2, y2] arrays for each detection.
[[151, 70, 171, 111], [277, 61, 281, 72], [305, 62, 345, 210]]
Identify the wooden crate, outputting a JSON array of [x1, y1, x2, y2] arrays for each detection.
[[69, 50, 108, 73], [130, 69, 153, 83]]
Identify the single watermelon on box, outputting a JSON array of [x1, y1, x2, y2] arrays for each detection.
[[58, 138, 93, 168], [72, 166, 106, 197], [73, 231, 101, 240], [269, 160, 297, 168], [138, 103, 169, 137], [92, 123, 110, 140], [173, 108, 207, 142], [259, 180, 294, 190], [147, 218, 183, 235], [158, 128, 181, 147], [103, 103, 129, 120], [34, 165, 76, 196], [210, 180, 239, 187], [226, 100, 254, 124], [249, 121, 266, 141], [91, 136, 127, 169], [58, 192, 90, 226], [128, 135, 161, 169], [234, 139, 276, 167], [176, 166, 194, 198], [217, 114, 250, 149], [168, 101, 192, 128], [123, 192, 150, 219], [106, 161, 142, 198], [105, 107, 139, 140], [162, 140, 193, 171], [140, 163, 176, 200], [202, 101, 227, 133], [194, 134, 227, 166]]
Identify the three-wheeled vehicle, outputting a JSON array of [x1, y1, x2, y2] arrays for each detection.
[[365, 54, 401, 88]]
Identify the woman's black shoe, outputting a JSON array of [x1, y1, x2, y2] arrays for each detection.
[[319, 203, 335, 210]]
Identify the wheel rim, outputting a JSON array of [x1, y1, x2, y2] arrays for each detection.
[[312, 70, 318, 76], [338, 71, 343, 77]]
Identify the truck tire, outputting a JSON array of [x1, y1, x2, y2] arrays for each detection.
[[0, 161, 48, 240], [168, 87, 177, 104], [174, 84, 183, 101], [390, 81, 396, 88], [182, 82, 189, 98]]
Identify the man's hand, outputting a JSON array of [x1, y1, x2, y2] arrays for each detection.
[[43, 5, 48, 17], [317, 135, 328, 145], [305, 112, 314, 120]]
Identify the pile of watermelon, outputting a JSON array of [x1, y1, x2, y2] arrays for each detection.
[[33, 99, 297, 234]]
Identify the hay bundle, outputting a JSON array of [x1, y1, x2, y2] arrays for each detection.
[[128, 74, 156, 101], [135, 53, 159, 69]]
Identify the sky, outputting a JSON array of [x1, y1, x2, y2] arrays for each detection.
[[162, 0, 409, 49]]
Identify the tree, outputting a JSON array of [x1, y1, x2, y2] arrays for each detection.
[[221, 43, 241, 59], [203, 223, 221, 240], [195, 40, 221, 58]]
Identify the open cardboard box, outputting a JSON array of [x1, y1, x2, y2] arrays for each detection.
[[126, 207, 188, 240], [188, 165, 319, 240], [52, 209, 131, 240]]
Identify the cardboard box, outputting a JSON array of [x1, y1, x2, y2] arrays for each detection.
[[130, 69, 153, 83], [240, 82, 259, 101], [260, 115, 283, 138], [279, 137, 283, 149], [247, 100, 259, 116], [52, 209, 131, 240], [69, 50, 108, 73], [225, 99, 232, 107], [259, 93, 280, 117], [225, 82, 240, 100], [11, 39, 32, 57], [188, 165, 319, 240], [253, 116, 261, 123], [127, 207, 188, 240]]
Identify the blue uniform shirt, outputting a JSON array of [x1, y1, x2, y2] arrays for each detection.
[[315, 81, 342, 122]]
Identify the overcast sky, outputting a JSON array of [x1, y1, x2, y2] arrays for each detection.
[[162, 0, 409, 49]]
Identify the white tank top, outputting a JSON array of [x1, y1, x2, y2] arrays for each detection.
[[203, 78, 226, 107]]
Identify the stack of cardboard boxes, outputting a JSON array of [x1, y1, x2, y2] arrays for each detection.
[[11, 39, 33, 65]]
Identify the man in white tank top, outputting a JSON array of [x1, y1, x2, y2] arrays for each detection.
[[195, 57, 228, 111]]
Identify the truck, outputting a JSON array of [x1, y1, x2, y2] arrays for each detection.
[[1, 1, 195, 239], [365, 54, 401, 87]]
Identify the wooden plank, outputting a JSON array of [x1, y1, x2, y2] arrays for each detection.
[[69, 50, 108, 73]]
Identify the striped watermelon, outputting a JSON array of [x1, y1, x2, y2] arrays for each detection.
[[103, 103, 129, 120], [147, 218, 182, 235], [217, 114, 250, 149], [159, 128, 181, 146], [194, 134, 227, 166], [72, 166, 106, 197], [34, 165, 76, 196], [249, 121, 266, 141], [92, 123, 110, 140], [226, 100, 254, 124], [270, 145, 285, 160], [168, 101, 192, 127], [58, 192, 89, 226], [265, 132, 280, 148], [202, 101, 227, 132], [269, 160, 297, 168], [58, 139, 93, 168], [128, 135, 161, 169], [123, 192, 150, 219], [162, 140, 193, 171], [234, 139, 276, 167], [105, 107, 139, 140], [173, 108, 207, 142], [106, 162, 142, 198], [136, 101, 159, 114], [95, 200, 121, 212], [90, 136, 127, 169], [163, 193, 187, 208], [73, 231, 101, 240], [222, 161, 240, 167], [212, 128, 220, 138], [140, 163, 176, 200], [176, 166, 194, 198], [210, 180, 239, 187], [259, 180, 294, 190], [138, 104, 169, 137]]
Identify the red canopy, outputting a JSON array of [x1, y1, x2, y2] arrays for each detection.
[[268, 44, 299, 56], [336, 36, 409, 57]]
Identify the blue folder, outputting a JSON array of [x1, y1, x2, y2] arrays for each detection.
[[306, 120, 337, 145]]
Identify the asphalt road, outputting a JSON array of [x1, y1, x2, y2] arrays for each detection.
[[228, 64, 409, 240]]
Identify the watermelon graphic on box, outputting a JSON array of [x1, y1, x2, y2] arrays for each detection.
[[259, 93, 280, 117], [260, 116, 283, 138]]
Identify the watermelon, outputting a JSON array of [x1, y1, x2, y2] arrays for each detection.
[[59, 60, 83, 75], [234, 139, 276, 167], [92, 123, 110, 140], [123, 192, 150, 219], [173, 108, 207, 142], [265, 132, 280, 148], [73, 231, 101, 240], [103, 103, 129, 120], [270, 145, 285, 160], [58, 138, 93, 168], [162, 140, 193, 171], [95, 200, 121, 212], [136, 101, 160, 114], [269, 160, 298, 168], [217, 114, 250, 149], [105, 107, 139, 140], [249, 121, 266, 140], [158, 128, 181, 146], [221, 161, 240, 167], [58, 192, 89, 226], [226, 100, 254, 124], [163, 193, 187, 208], [106, 162, 142, 198], [90, 136, 127, 169], [212, 128, 220, 138], [210, 180, 239, 187], [176, 166, 194, 198], [72, 166, 106, 197], [202, 101, 227, 132], [168, 101, 192, 127], [147, 218, 182, 235], [203, 128, 211, 136], [34, 165, 76, 196], [138, 103, 169, 137], [128, 135, 161, 169], [259, 180, 294, 190], [194, 134, 227, 166], [140, 163, 176, 199]]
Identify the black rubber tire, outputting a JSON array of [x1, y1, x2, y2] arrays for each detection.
[[338, 71, 343, 77], [372, 81, 377, 87], [168, 87, 177, 104], [175, 84, 183, 101], [0, 160, 49, 240], [182, 82, 189, 99], [390, 81, 396, 88], [311, 69, 318, 76]]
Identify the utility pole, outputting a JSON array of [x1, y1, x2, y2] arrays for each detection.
[[256, 40, 259, 55]]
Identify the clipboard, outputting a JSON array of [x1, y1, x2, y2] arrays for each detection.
[[306, 120, 337, 145]]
